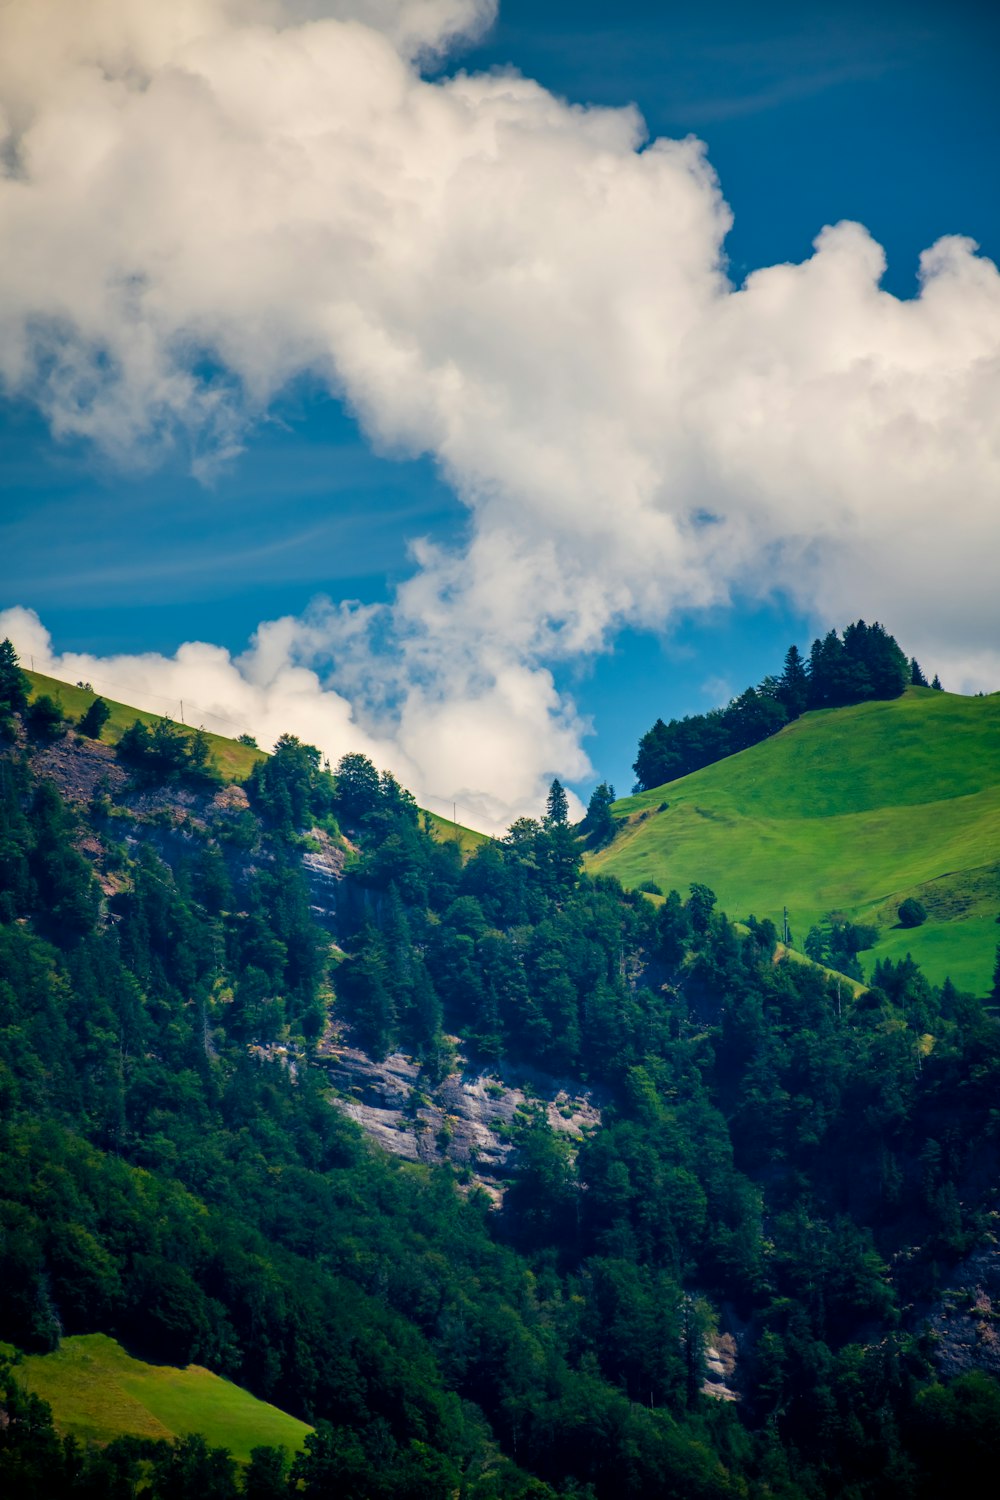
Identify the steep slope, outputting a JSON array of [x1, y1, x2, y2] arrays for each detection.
[[25, 669, 265, 782], [24, 667, 486, 852], [589, 687, 1000, 993]]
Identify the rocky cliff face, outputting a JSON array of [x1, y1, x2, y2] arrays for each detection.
[[320, 1037, 603, 1203], [927, 1232, 1000, 1379]]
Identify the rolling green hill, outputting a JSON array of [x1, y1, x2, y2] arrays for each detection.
[[589, 687, 1000, 994], [18, 1334, 312, 1461]]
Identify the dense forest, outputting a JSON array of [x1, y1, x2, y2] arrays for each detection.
[[633, 621, 939, 792], [2, 640, 1000, 1498]]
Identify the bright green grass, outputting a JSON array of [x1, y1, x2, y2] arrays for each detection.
[[424, 808, 488, 857], [589, 689, 1000, 995], [19, 1334, 312, 1461], [25, 670, 265, 783]]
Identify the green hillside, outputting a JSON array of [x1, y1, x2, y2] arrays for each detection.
[[18, 1334, 312, 1462], [423, 806, 488, 855], [26, 667, 487, 851], [25, 669, 265, 783], [589, 687, 1000, 994]]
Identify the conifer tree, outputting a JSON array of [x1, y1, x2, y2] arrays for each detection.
[[545, 778, 569, 826], [583, 781, 617, 845], [0, 638, 29, 721], [778, 643, 809, 718]]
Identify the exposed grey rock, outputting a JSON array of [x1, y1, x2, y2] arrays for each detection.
[[321, 1037, 603, 1201]]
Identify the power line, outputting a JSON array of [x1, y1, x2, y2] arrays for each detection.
[[44, 669, 257, 741]]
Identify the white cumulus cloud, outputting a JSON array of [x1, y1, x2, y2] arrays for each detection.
[[1, 0, 998, 827]]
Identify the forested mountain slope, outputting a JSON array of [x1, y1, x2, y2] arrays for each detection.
[[3, 644, 1000, 1498], [589, 687, 1000, 993]]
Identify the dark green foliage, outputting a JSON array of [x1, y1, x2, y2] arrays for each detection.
[[26, 694, 66, 741], [245, 733, 335, 832], [804, 913, 879, 979], [334, 751, 382, 823], [0, 638, 30, 719], [898, 897, 928, 929], [76, 697, 111, 740], [910, 657, 928, 687], [931, 674, 943, 690], [116, 717, 218, 786], [778, 643, 809, 717], [581, 781, 617, 847], [808, 620, 909, 709], [3, 726, 1000, 1500]]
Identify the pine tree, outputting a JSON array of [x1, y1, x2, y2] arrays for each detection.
[[0, 637, 29, 719], [583, 781, 617, 845], [910, 658, 928, 687], [932, 674, 944, 690], [778, 644, 809, 718], [545, 777, 569, 826]]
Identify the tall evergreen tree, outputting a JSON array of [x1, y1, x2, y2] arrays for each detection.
[[778, 644, 809, 718], [583, 782, 617, 846], [0, 638, 30, 720], [910, 657, 928, 687], [545, 778, 569, 826]]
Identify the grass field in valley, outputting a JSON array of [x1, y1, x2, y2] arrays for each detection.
[[588, 688, 1000, 994], [18, 1334, 312, 1461]]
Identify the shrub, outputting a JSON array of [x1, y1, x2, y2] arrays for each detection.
[[27, 694, 66, 741], [78, 696, 111, 739], [898, 897, 928, 929]]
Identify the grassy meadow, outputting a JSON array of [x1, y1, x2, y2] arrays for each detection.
[[589, 688, 1000, 994], [18, 1333, 312, 1462]]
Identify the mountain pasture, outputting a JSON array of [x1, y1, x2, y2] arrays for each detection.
[[590, 688, 1000, 993]]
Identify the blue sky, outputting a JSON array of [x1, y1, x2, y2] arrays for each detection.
[[1, 0, 997, 821]]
